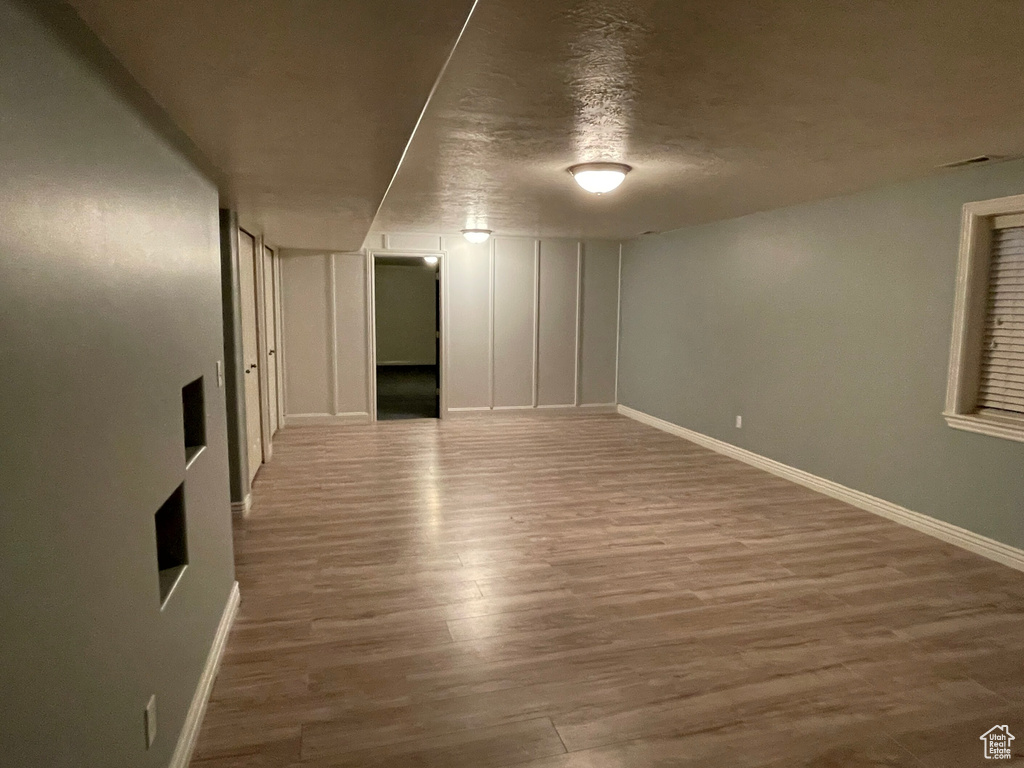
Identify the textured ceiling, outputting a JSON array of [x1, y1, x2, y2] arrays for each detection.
[[371, 0, 1024, 240], [64, 0, 1024, 249], [65, 0, 476, 251]]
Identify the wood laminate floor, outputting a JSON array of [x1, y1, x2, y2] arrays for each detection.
[[192, 415, 1024, 768]]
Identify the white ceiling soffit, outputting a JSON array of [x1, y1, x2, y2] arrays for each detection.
[[371, 0, 1024, 240], [65, 0, 477, 251]]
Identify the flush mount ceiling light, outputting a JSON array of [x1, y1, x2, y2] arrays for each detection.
[[462, 229, 492, 243], [423, 255, 438, 265], [568, 162, 632, 194]]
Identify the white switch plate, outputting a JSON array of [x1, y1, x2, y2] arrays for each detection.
[[216, 360, 224, 388], [735, 415, 742, 429], [144, 695, 157, 749]]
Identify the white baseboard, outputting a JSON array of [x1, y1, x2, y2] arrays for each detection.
[[617, 404, 1024, 574], [446, 404, 617, 418], [285, 412, 371, 426], [168, 581, 240, 768], [230, 493, 251, 518]]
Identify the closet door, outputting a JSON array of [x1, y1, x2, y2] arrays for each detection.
[[238, 229, 263, 481]]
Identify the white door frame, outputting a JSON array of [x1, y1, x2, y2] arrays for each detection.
[[260, 242, 280, 442], [272, 250, 286, 431], [366, 249, 448, 421], [237, 226, 264, 481]]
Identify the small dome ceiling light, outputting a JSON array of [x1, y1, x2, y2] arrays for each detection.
[[462, 229, 492, 243], [568, 162, 632, 194], [423, 255, 438, 265]]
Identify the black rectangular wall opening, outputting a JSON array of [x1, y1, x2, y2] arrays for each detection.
[[182, 376, 206, 464], [154, 483, 188, 606]]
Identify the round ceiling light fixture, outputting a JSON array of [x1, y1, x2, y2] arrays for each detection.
[[568, 162, 632, 194], [462, 229, 492, 243], [423, 255, 438, 266]]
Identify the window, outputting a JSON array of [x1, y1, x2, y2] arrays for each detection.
[[945, 194, 1024, 442]]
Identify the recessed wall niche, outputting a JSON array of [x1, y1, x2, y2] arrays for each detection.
[[182, 376, 206, 465], [154, 483, 188, 606]]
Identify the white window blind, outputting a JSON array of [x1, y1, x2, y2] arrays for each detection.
[[978, 224, 1024, 414]]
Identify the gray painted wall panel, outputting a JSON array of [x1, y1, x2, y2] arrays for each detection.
[[493, 238, 537, 407], [444, 237, 492, 408], [537, 240, 579, 406], [619, 159, 1024, 551], [281, 254, 333, 415], [334, 253, 370, 414], [580, 241, 620, 405], [280, 235, 618, 417], [0, 2, 235, 764]]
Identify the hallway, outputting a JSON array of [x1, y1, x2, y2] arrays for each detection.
[[192, 416, 1024, 768], [376, 365, 439, 420]]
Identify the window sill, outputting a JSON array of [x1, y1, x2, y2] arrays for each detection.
[[944, 411, 1024, 444]]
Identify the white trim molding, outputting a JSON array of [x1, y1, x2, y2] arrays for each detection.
[[944, 193, 1024, 443], [230, 494, 251, 518], [618, 405, 1024, 573], [614, 242, 622, 406], [285, 412, 371, 426], [574, 242, 583, 407], [447, 404, 617, 419], [168, 581, 240, 768], [329, 254, 340, 416], [943, 411, 1024, 444], [531, 240, 541, 408]]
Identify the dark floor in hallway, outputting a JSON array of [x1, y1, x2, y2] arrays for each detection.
[[192, 415, 1024, 768], [376, 364, 438, 420]]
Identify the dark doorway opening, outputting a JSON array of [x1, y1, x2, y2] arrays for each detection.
[[373, 256, 440, 420]]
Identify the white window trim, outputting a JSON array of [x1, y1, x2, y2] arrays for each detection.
[[944, 193, 1024, 443]]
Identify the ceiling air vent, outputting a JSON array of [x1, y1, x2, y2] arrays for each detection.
[[939, 155, 997, 169]]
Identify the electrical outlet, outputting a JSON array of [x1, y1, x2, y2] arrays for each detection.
[[735, 415, 742, 429], [216, 360, 224, 388], [144, 695, 157, 749]]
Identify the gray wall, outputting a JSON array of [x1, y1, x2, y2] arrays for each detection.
[[374, 263, 437, 365], [0, 2, 236, 766], [619, 159, 1024, 551]]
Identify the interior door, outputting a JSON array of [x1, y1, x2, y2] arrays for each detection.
[[262, 245, 279, 435], [238, 229, 263, 483]]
